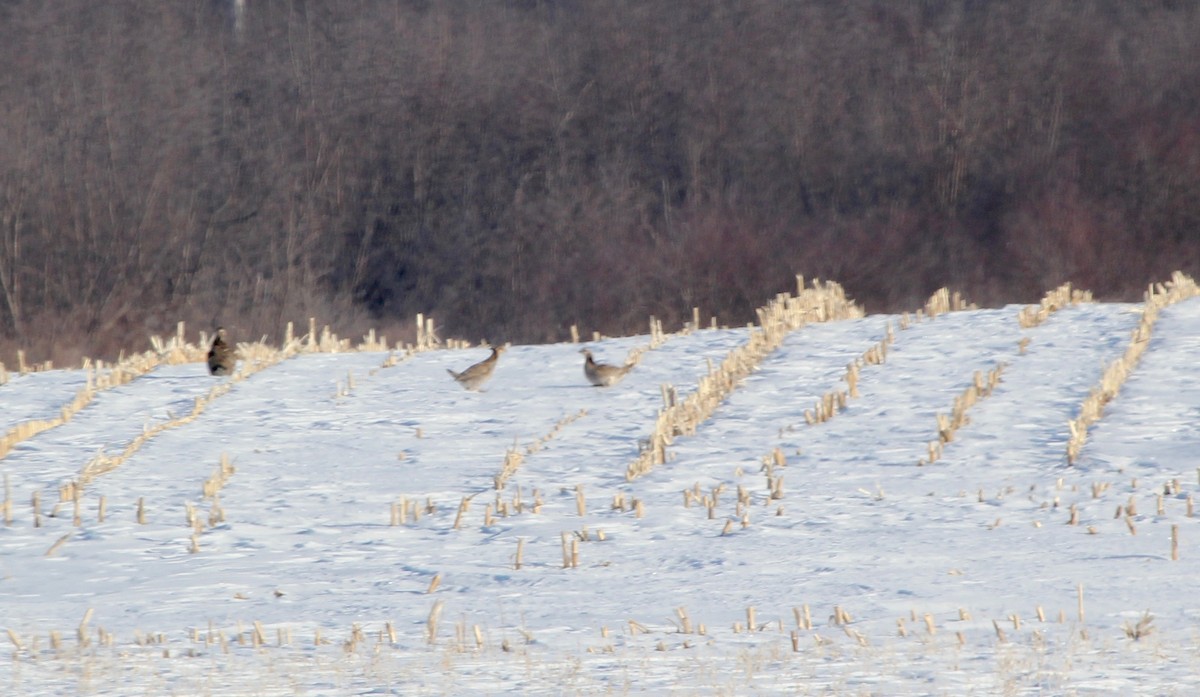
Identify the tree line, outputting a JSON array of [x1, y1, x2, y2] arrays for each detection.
[[1, 0, 1197, 363]]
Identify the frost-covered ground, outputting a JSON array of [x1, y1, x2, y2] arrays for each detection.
[[4, 298, 1200, 696]]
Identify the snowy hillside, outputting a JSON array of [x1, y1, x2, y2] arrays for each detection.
[[4, 279, 1200, 695]]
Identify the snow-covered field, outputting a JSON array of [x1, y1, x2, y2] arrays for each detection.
[[4, 290, 1200, 695]]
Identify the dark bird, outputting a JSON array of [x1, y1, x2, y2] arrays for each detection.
[[207, 327, 237, 376], [581, 348, 633, 387], [447, 346, 505, 390]]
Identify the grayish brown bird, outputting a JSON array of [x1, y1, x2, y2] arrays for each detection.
[[581, 348, 633, 387], [207, 327, 237, 376], [447, 346, 505, 390]]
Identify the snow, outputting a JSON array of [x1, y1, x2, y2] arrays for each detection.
[[4, 298, 1200, 695]]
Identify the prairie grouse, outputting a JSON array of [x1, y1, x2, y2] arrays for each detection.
[[581, 348, 633, 387], [207, 327, 237, 376], [447, 346, 505, 390]]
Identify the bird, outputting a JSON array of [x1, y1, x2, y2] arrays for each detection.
[[580, 348, 633, 387], [447, 345, 505, 390], [207, 327, 237, 376]]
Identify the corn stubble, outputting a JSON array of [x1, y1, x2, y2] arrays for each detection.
[[924, 362, 1007, 465], [627, 277, 864, 481], [1067, 272, 1199, 465], [1018, 282, 1093, 329], [7, 279, 1200, 677]]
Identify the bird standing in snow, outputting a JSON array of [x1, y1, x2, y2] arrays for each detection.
[[448, 346, 505, 390], [207, 327, 237, 376], [581, 348, 633, 387]]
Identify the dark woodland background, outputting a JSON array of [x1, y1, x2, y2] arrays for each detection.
[[1, 1, 1198, 363]]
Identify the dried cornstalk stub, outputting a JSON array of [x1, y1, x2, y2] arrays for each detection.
[[426, 600, 444, 645]]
